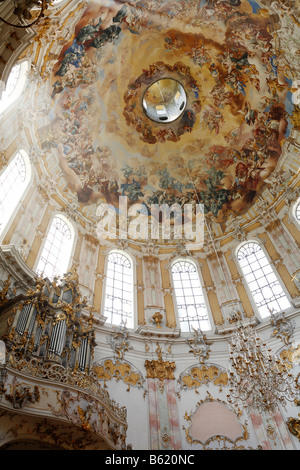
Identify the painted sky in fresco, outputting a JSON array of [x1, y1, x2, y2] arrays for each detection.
[[37, 0, 295, 222]]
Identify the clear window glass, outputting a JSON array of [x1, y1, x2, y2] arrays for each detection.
[[237, 241, 291, 318], [36, 215, 74, 280], [0, 150, 30, 237], [104, 251, 134, 328], [295, 200, 300, 224], [0, 61, 29, 113], [172, 259, 211, 332]]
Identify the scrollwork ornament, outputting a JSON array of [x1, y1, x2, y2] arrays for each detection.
[[287, 416, 300, 442], [270, 310, 295, 345], [5, 377, 40, 409], [177, 363, 228, 395], [94, 359, 145, 392], [109, 322, 132, 361], [182, 393, 257, 450], [186, 327, 211, 363], [144, 343, 176, 392]]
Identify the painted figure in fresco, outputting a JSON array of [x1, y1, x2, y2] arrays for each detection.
[[244, 102, 258, 125], [90, 24, 122, 48], [55, 40, 86, 77], [54, 6, 126, 78], [75, 17, 103, 43], [43, 0, 294, 223]]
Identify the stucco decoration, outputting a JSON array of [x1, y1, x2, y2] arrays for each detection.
[[0, 410, 111, 450], [177, 364, 228, 396], [94, 358, 145, 391], [183, 395, 250, 449], [36, 0, 297, 223]]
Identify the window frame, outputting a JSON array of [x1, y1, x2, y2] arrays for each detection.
[[102, 249, 136, 330], [34, 213, 76, 281], [0, 60, 29, 115], [235, 239, 292, 320], [170, 256, 213, 333], [51, 0, 66, 6], [293, 198, 300, 227], [0, 148, 32, 242]]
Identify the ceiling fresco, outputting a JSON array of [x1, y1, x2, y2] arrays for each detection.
[[37, 0, 296, 223]]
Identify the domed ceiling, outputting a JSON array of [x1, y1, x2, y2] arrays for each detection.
[[37, 0, 296, 225]]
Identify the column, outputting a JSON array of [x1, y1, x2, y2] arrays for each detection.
[[25, 203, 52, 270], [93, 244, 106, 314], [198, 257, 223, 326], [145, 353, 181, 450], [160, 259, 176, 329], [224, 250, 254, 317], [136, 257, 145, 326]]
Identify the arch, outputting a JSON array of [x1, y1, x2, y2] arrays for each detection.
[[293, 198, 300, 226], [0, 60, 29, 114], [236, 240, 291, 319], [171, 258, 211, 332], [35, 214, 75, 280], [0, 149, 31, 239], [0, 438, 64, 450], [103, 250, 134, 328]]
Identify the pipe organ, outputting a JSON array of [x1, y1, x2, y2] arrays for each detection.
[[3, 269, 96, 374]]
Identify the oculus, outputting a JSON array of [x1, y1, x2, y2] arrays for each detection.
[[142, 79, 186, 123]]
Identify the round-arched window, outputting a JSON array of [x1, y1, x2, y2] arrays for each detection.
[[0, 149, 31, 238], [0, 61, 29, 113], [237, 241, 291, 318], [171, 259, 211, 332], [103, 250, 134, 328], [35, 215, 75, 280]]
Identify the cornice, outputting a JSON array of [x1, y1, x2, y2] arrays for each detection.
[[0, 244, 36, 292]]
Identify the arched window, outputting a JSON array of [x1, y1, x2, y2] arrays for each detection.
[[171, 259, 211, 332], [237, 241, 291, 318], [0, 149, 31, 238], [103, 250, 134, 328], [36, 215, 75, 280], [0, 61, 29, 113]]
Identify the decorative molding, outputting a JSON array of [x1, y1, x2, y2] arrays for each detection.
[[135, 324, 180, 339], [0, 275, 16, 307], [182, 393, 254, 450], [4, 376, 40, 409], [48, 388, 129, 449], [94, 358, 145, 392], [286, 415, 300, 442], [0, 244, 36, 292], [144, 343, 175, 390], [185, 327, 211, 363], [152, 311, 163, 328], [109, 323, 132, 361], [145, 358, 176, 383], [270, 311, 295, 345], [177, 364, 228, 396], [279, 344, 300, 368]]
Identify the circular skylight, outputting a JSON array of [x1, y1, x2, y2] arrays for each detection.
[[142, 78, 186, 123]]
